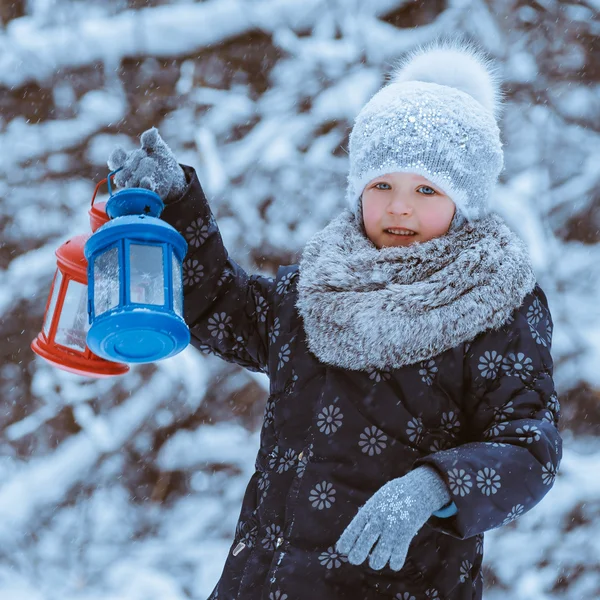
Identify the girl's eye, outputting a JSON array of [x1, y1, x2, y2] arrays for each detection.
[[374, 182, 391, 190], [417, 185, 436, 195]]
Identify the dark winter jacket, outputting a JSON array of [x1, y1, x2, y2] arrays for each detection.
[[161, 166, 563, 600]]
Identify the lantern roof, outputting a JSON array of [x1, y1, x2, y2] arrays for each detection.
[[89, 200, 110, 233], [106, 188, 164, 219], [56, 234, 90, 283]]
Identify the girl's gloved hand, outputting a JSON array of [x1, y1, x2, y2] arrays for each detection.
[[335, 466, 452, 572], [107, 127, 187, 203]]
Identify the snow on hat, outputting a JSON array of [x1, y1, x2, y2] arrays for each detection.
[[346, 38, 505, 224]]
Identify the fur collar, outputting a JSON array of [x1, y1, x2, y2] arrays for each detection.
[[295, 209, 537, 370]]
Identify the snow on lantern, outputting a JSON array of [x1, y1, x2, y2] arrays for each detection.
[[84, 170, 190, 363], [31, 182, 130, 378]]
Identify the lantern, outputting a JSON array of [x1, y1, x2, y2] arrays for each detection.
[[84, 170, 190, 363], [31, 184, 130, 378]]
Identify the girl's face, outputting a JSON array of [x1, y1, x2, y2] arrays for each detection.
[[361, 172, 456, 249]]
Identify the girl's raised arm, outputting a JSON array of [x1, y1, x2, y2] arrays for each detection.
[[161, 165, 277, 374], [108, 129, 277, 375]]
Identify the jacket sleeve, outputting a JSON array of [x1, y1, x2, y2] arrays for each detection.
[[160, 165, 277, 375], [412, 284, 563, 539]]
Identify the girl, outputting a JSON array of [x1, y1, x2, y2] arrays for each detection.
[[109, 40, 562, 600]]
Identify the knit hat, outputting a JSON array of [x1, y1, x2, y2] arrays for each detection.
[[346, 39, 504, 224]]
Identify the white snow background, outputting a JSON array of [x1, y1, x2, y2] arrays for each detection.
[[0, 0, 599, 598]]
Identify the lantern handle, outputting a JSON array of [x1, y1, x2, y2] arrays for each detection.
[[90, 168, 123, 208]]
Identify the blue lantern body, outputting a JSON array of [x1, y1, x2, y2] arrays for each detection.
[[84, 186, 190, 363]]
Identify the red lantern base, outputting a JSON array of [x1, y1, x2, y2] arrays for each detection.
[[31, 336, 129, 378]]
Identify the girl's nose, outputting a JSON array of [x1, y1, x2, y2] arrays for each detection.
[[387, 193, 413, 215]]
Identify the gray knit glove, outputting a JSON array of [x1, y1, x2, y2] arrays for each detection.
[[335, 465, 451, 571], [107, 127, 187, 203]]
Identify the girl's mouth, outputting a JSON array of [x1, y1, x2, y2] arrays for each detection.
[[385, 228, 417, 236]]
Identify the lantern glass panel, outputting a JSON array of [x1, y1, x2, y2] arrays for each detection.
[[129, 244, 165, 306], [55, 279, 90, 352], [43, 269, 62, 337], [94, 246, 120, 317], [172, 252, 183, 318]]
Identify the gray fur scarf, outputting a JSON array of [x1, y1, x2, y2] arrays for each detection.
[[295, 209, 537, 371]]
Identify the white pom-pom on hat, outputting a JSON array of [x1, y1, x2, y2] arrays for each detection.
[[389, 38, 504, 119]]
